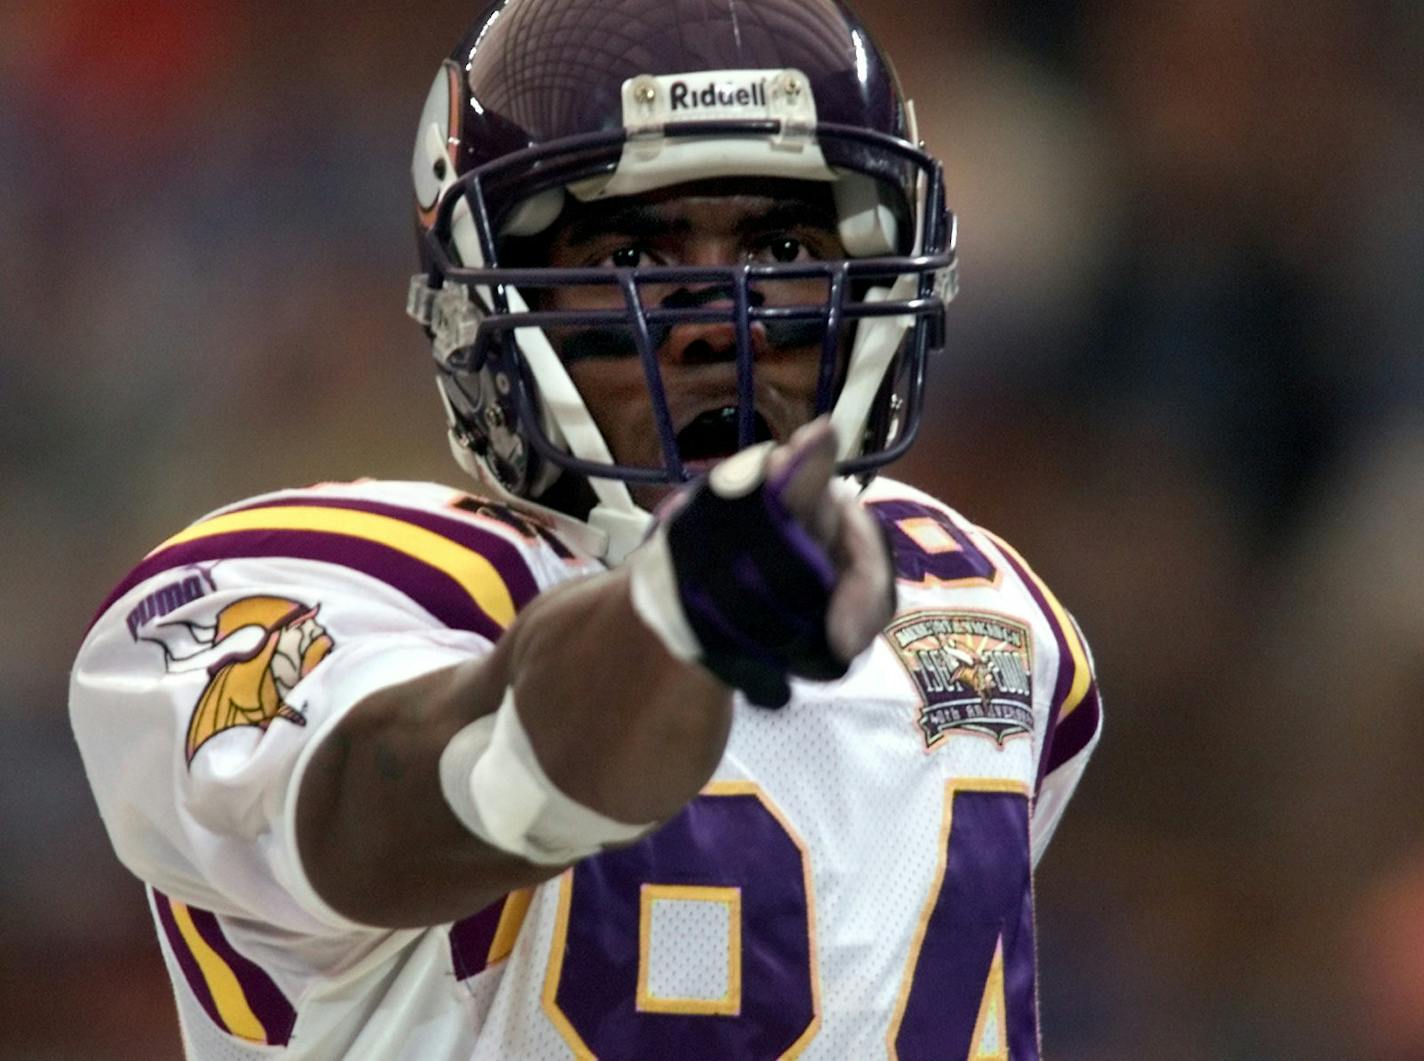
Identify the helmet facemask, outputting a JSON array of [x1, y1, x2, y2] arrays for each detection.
[[409, 47, 955, 561]]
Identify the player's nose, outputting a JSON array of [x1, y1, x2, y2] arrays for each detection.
[[658, 285, 768, 365]]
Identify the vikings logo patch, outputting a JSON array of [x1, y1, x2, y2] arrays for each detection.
[[139, 594, 333, 763], [886, 611, 1033, 749]]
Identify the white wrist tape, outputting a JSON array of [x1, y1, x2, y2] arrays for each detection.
[[438, 688, 655, 865], [626, 530, 701, 662]]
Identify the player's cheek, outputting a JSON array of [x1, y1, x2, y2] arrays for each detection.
[[757, 359, 823, 419], [565, 364, 653, 460]]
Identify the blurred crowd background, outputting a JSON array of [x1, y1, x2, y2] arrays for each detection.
[[2, 0, 1420, 1058]]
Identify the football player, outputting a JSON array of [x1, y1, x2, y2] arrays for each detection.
[[71, 0, 1102, 1057]]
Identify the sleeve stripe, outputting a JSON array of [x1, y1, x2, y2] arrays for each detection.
[[152, 889, 226, 1036], [91, 499, 535, 639], [155, 505, 518, 622], [151, 889, 296, 1046], [1044, 681, 1102, 775], [979, 530, 1098, 792], [980, 531, 1092, 722], [223, 496, 541, 607]]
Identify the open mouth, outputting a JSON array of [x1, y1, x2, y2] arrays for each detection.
[[675, 407, 774, 465]]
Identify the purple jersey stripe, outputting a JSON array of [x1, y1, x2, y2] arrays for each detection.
[[228, 495, 540, 608], [449, 895, 509, 981], [150, 889, 226, 1034], [90, 530, 506, 641], [184, 904, 297, 1046], [983, 540, 1079, 794], [1043, 681, 1101, 775]]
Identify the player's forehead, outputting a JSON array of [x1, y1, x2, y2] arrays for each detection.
[[552, 178, 839, 245]]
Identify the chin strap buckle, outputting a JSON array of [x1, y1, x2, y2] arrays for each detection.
[[408, 275, 484, 365], [935, 261, 960, 305]]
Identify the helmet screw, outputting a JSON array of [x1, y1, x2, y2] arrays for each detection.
[[494, 372, 511, 395], [484, 405, 505, 429], [631, 77, 658, 107], [779, 73, 803, 99]]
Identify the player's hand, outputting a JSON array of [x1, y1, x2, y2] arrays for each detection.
[[627, 417, 896, 707]]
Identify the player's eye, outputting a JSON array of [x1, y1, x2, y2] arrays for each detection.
[[605, 245, 652, 269], [752, 236, 813, 265]]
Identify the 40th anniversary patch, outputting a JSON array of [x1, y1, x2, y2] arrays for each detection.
[[886, 611, 1034, 749]]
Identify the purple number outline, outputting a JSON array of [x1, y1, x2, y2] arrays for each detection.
[[887, 780, 1037, 1061], [868, 500, 1002, 588], [540, 781, 821, 1059]]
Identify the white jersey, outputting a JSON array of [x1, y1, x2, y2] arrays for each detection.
[[71, 476, 1100, 1061]]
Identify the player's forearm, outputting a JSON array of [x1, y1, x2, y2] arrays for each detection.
[[503, 567, 733, 821], [296, 568, 731, 927]]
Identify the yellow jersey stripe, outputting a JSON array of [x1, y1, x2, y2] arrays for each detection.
[[152, 505, 517, 629], [981, 530, 1092, 720], [169, 899, 268, 1043], [488, 887, 535, 965]]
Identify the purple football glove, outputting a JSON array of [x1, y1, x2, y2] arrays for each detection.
[[628, 418, 896, 708]]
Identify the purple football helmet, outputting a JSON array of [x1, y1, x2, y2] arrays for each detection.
[[407, 0, 957, 558]]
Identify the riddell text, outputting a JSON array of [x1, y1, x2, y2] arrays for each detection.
[[669, 80, 769, 110]]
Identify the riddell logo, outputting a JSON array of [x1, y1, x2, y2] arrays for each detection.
[[669, 78, 769, 111]]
